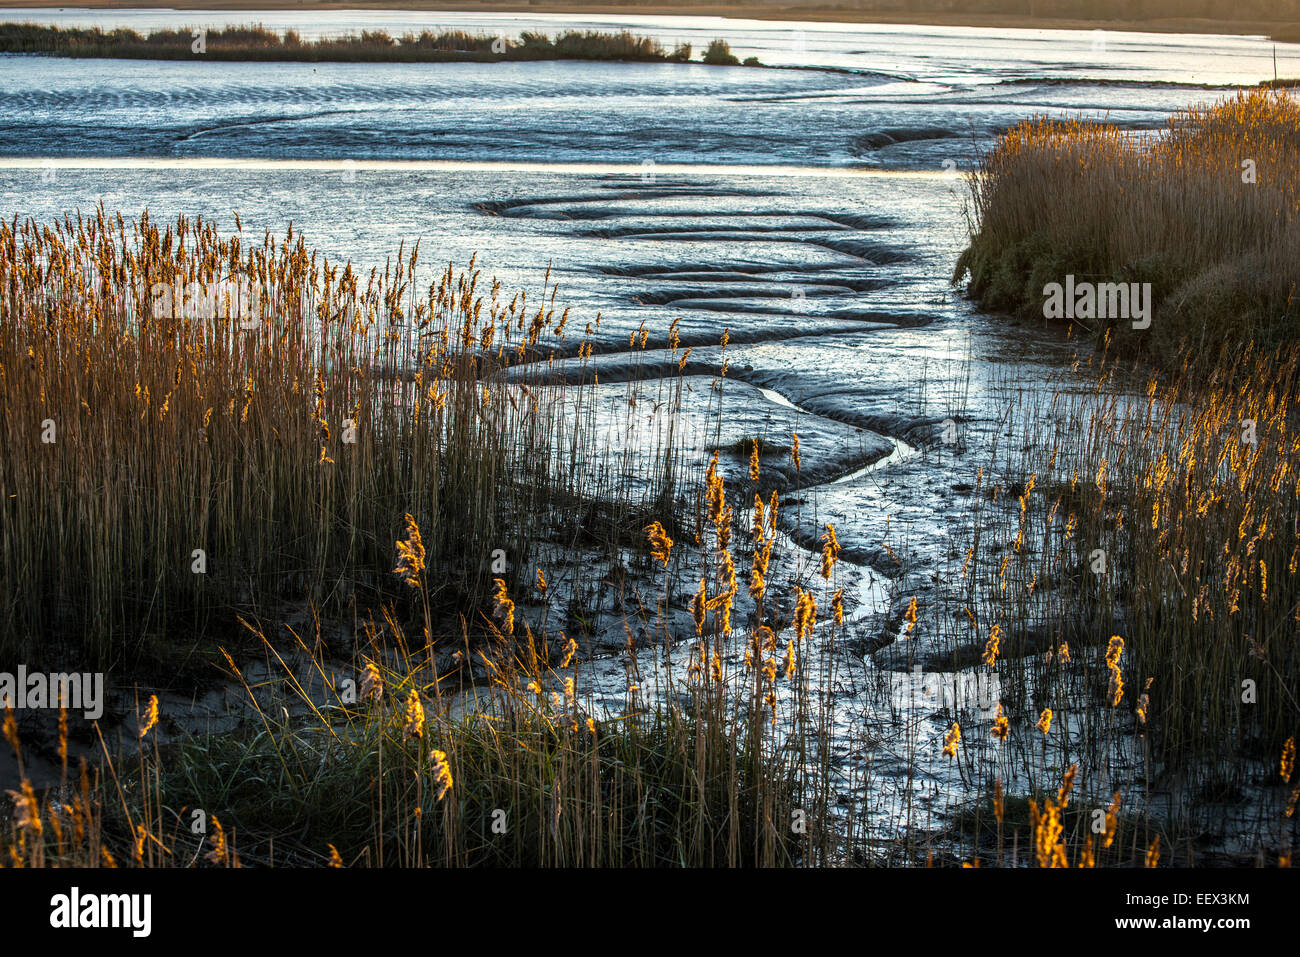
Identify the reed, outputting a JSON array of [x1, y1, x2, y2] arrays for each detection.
[[0, 23, 697, 64], [0, 208, 674, 675], [1, 500, 821, 867], [944, 91, 1300, 850], [949, 340, 1299, 845], [702, 39, 740, 66], [955, 90, 1300, 369]]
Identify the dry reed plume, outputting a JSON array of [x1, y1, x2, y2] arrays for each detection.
[[0, 208, 637, 672], [956, 89, 1300, 367]]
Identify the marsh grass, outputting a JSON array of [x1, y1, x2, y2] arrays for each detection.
[[1, 375, 864, 868], [0, 209, 681, 676], [6, 332, 1297, 864], [955, 90, 1300, 368], [947, 90, 1300, 851], [2, 503, 826, 867], [948, 785, 1156, 868], [947, 340, 1300, 848], [0, 206, 829, 869], [702, 39, 741, 66], [0, 23, 697, 64]]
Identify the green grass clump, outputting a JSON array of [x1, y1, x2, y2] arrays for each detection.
[[954, 90, 1300, 369], [702, 39, 740, 66]]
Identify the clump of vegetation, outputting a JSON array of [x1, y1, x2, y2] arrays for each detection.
[[1, 444, 838, 866], [954, 90, 1300, 368], [517, 29, 672, 62], [702, 39, 740, 66], [947, 89, 1300, 849], [0, 22, 715, 64], [959, 340, 1300, 805], [948, 768, 1161, 868], [0, 610, 811, 866], [0, 209, 684, 675]]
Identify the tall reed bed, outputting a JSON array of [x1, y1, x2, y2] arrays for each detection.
[[953, 90, 1300, 843], [0, 23, 695, 63], [1, 391, 856, 866], [957, 340, 1299, 832], [955, 89, 1300, 366], [0, 209, 665, 673], [2, 492, 822, 867]]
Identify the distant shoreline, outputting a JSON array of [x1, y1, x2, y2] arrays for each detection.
[[0, 22, 738, 63], [0, 2, 1296, 42]]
